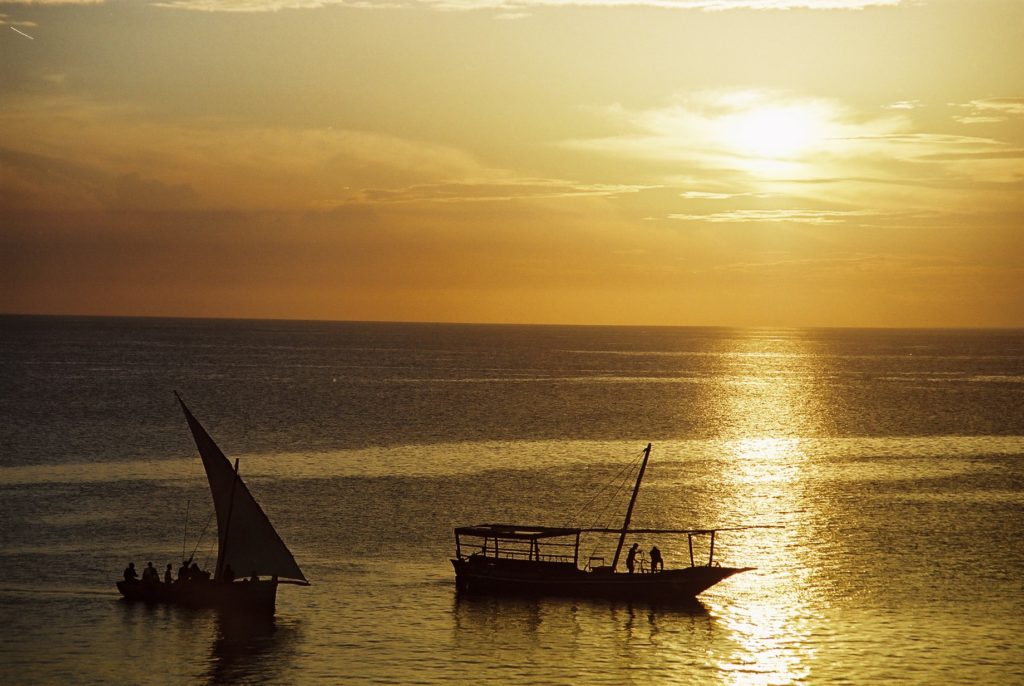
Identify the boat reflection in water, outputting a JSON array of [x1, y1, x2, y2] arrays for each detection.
[[206, 611, 300, 685], [116, 393, 309, 613], [452, 444, 765, 601]]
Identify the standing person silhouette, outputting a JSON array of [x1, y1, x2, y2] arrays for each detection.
[[649, 545, 663, 572], [626, 543, 639, 574]]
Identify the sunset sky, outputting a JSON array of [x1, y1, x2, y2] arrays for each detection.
[[2, 0, 1022, 327]]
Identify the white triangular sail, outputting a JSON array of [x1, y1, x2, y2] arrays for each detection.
[[177, 394, 307, 584]]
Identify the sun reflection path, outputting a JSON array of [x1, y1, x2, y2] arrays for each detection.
[[730, 438, 805, 485], [707, 438, 824, 685], [698, 332, 835, 684]]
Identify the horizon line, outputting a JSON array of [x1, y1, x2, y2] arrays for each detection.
[[2, 311, 1021, 332]]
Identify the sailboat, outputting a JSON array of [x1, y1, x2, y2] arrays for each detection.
[[452, 443, 757, 600], [116, 393, 308, 612]]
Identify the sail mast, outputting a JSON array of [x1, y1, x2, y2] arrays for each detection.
[[175, 392, 308, 584], [216, 458, 241, 581], [611, 443, 652, 571], [181, 499, 190, 564]]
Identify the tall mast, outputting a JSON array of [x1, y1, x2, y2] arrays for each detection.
[[216, 458, 240, 580], [611, 443, 652, 571]]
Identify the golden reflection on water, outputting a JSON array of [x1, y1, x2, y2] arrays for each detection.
[[700, 331, 833, 684]]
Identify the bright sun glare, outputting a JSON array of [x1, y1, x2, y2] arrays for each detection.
[[723, 104, 824, 160]]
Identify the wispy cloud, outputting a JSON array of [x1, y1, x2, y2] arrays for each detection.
[[150, 0, 906, 12], [916, 149, 1024, 162], [0, 1, 102, 5], [0, 96, 489, 211], [568, 89, 1024, 217], [884, 100, 921, 111], [667, 209, 882, 224], [0, 95, 655, 213], [953, 97, 1024, 124], [707, 252, 1004, 279], [322, 178, 653, 206], [566, 90, 905, 179], [680, 190, 768, 199], [0, 13, 37, 27]]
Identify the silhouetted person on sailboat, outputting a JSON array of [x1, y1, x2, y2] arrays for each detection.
[[123, 562, 138, 583], [178, 559, 191, 583], [626, 543, 639, 574], [142, 561, 159, 584], [222, 564, 235, 583], [190, 562, 209, 581], [164, 563, 173, 584], [649, 545, 663, 572]]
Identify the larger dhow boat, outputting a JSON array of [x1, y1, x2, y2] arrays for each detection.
[[452, 443, 757, 600], [116, 393, 308, 612]]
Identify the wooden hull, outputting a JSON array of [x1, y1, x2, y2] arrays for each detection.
[[451, 557, 751, 600], [116, 579, 277, 613]]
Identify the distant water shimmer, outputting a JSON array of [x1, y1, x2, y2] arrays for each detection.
[[1, 316, 1022, 684]]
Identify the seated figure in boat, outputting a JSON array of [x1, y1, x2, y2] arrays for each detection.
[[190, 562, 211, 581], [142, 561, 159, 584], [626, 543, 639, 574], [164, 563, 173, 584], [649, 545, 663, 573], [123, 562, 138, 583], [177, 559, 191, 583]]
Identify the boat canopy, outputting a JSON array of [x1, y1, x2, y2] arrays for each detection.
[[455, 524, 580, 540], [177, 394, 308, 585]]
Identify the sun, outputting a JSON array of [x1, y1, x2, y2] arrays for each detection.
[[722, 103, 826, 161]]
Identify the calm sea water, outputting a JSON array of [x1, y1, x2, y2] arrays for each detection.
[[1, 316, 1022, 684]]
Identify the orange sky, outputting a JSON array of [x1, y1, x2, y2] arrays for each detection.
[[2, 0, 1022, 326]]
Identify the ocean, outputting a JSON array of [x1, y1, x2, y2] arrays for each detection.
[[1, 316, 1022, 684]]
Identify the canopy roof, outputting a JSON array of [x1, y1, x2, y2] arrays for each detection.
[[455, 524, 580, 540], [455, 524, 775, 539]]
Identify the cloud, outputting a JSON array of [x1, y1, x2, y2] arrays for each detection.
[[667, 209, 882, 224], [1, 14, 37, 26], [569, 90, 895, 164], [953, 98, 1024, 124], [567, 89, 1024, 217], [916, 150, 1024, 162], [711, 253, 946, 277], [109, 172, 200, 211], [0, 96, 505, 211], [149, 0, 906, 11], [680, 190, 768, 199], [708, 252, 1024, 283], [330, 179, 653, 206], [884, 100, 921, 111], [1, 1, 101, 5], [0, 146, 200, 211], [0, 95, 655, 214], [571, 92, 1022, 172], [0, 146, 110, 211]]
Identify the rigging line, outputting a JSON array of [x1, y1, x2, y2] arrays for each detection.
[[567, 448, 644, 524], [566, 447, 646, 527], [188, 509, 216, 563], [181, 499, 191, 563], [581, 450, 647, 563], [582, 462, 638, 532], [587, 450, 645, 531]]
